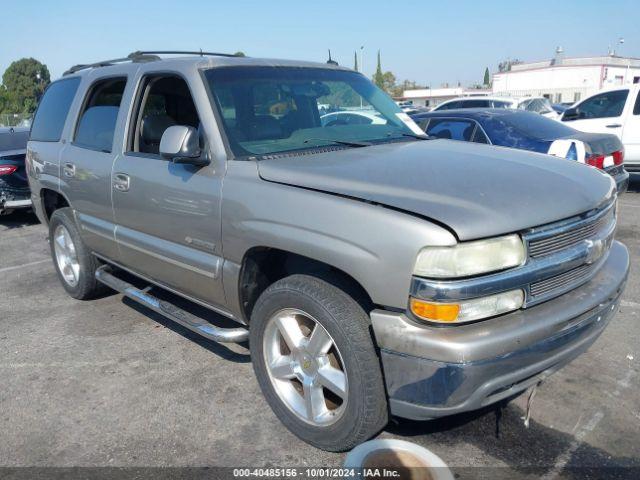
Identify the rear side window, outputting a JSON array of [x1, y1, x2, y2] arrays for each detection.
[[74, 77, 127, 152], [30, 77, 81, 142], [634, 91, 640, 115], [425, 118, 476, 141], [578, 90, 628, 119], [459, 99, 490, 108]]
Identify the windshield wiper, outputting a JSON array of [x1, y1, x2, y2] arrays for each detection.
[[303, 138, 372, 148], [398, 132, 431, 140]]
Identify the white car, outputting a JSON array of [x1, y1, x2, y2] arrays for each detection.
[[561, 84, 640, 172], [320, 110, 387, 126], [434, 96, 559, 119]]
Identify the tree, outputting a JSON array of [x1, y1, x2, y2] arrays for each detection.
[[354, 51, 358, 72], [2, 58, 50, 114], [372, 50, 385, 89], [234, 51, 246, 57], [483, 67, 491, 86]]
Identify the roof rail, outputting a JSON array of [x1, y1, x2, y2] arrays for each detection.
[[63, 50, 243, 76]]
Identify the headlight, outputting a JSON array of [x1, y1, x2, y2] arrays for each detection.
[[414, 234, 525, 278], [410, 289, 524, 324]]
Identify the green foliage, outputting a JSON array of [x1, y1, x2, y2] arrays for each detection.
[[234, 51, 246, 57], [372, 50, 385, 89], [483, 67, 490, 86], [1, 57, 50, 114], [354, 52, 358, 71], [498, 58, 523, 73]]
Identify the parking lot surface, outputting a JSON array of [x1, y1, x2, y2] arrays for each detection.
[[1, 176, 639, 478]]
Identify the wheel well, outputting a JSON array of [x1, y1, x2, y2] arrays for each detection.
[[239, 247, 374, 322], [41, 189, 70, 222]]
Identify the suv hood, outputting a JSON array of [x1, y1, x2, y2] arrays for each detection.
[[257, 140, 615, 240]]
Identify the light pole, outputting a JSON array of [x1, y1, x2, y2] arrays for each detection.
[[359, 46, 364, 108]]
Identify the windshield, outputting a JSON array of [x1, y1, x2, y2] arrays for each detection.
[[204, 67, 422, 158]]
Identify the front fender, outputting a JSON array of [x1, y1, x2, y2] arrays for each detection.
[[221, 161, 456, 313]]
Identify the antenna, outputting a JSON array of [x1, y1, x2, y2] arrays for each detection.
[[326, 49, 338, 66]]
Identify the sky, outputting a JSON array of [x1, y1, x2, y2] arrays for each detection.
[[2, 0, 639, 87]]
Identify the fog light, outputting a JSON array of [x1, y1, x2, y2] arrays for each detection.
[[410, 289, 524, 324]]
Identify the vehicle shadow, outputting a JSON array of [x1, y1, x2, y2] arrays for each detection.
[[0, 209, 39, 229], [625, 172, 640, 193], [121, 296, 251, 364], [386, 401, 640, 478]]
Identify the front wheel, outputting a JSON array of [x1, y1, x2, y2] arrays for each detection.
[[250, 274, 388, 452]]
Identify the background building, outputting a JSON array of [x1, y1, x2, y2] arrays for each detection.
[[402, 87, 491, 108], [492, 51, 640, 104]]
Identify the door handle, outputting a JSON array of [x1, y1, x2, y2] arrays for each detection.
[[113, 173, 130, 192], [606, 124, 622, 128], [63, 162, 76, 178]]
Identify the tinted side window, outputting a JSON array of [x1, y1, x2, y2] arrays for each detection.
[[492, 100, 512, 108], [74, 77, 127, 152], [460, 99, 490, 108], [30, 78, 81, 142], [472, 126, 489, 144], [578, 90, 628, 119], [634, 91, 640, 115], [426, 118, 475, 141]]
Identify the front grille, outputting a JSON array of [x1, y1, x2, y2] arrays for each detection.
[[527, 205, 615, 258], [530, 263, 595, 298]]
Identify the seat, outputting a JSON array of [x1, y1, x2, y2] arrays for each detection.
[[140, 114, 177, 154]]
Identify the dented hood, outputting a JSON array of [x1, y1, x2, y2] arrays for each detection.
[[257, 140, 615, 240]]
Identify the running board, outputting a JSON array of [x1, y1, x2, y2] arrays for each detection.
[[95, 266, 248, 343]]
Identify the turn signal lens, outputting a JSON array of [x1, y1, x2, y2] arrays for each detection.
[[410, 289, 524, 324], [410, 299, 459, 322]]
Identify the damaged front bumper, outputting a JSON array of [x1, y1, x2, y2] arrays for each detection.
[[372, 241, 629, 420]]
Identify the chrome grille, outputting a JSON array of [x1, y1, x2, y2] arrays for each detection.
[[530, 263, 595, 298], [527, 205, 615, 258]]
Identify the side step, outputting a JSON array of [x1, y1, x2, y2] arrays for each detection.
[[95, 265, 249, 343]]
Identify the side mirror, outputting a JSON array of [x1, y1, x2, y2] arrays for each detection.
[[159, 125, 209, 166], [562, 107, 580, 121]]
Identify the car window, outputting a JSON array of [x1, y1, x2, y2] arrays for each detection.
[[437, 101, 459, 110], [425, 118, 476, 141], [492, 100, 512, 108], [502, 111, 576, 139], [30, 77, 81, 142], [578, 89, 629, 119], [205, 67, 417, 158], [472, 126, 490, 144], [459, 99, 490, 108], [129, 75, 201, 155], [634, 90, 640, 115], [74, 77, 126, 152]]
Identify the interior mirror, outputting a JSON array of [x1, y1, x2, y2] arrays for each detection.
[[159, 125, 209, 166]]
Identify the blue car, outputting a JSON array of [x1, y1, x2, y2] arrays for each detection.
[[411, 108, 629, 193]]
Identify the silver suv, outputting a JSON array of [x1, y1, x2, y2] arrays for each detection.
[[26, 51, 629, 452]]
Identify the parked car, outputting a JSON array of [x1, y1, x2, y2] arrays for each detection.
[[410, 109, 629, 192], [552, 103, 571, 115], [0, 126, 31, 215], [321, 110, 386, 126], [434, 96, 559, 119], [561, 84, 640, 172], [27, 51, 628, 452]]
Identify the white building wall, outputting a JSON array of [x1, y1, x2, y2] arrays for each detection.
[[493, 62, 640, 104]]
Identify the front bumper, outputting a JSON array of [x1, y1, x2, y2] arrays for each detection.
[[372, 241, 629, 420], [612, 168, 629, 194]]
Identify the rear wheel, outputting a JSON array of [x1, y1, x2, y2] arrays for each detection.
[[250, 274, 388, 452], [49, 207, 106, 299]]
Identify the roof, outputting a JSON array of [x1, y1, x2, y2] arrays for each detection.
[[411, 108, 535, 121], [62, 51, 351, 78], [498, 55, 640, 74]]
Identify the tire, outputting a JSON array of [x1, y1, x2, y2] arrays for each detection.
[[48, 207, 107, 300], [250, 274, 388, 452]]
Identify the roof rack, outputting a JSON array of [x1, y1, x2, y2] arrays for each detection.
[[63, 50, 243, 76]]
